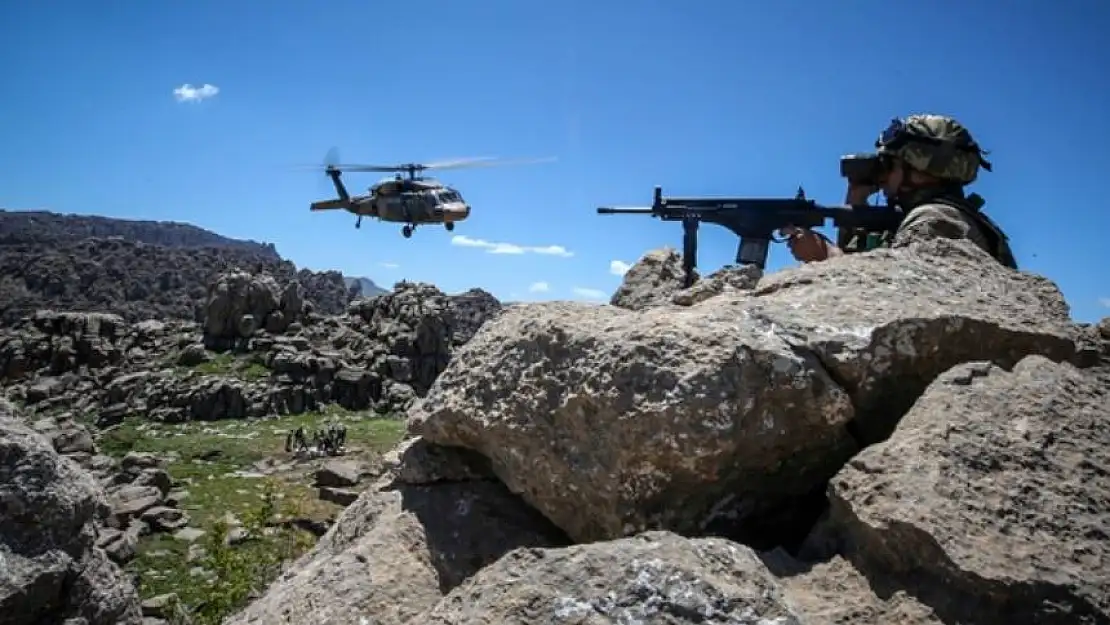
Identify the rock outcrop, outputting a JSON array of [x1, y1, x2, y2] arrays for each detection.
[[611, 248, 764, 310], [202, 270, 306, 348], [0, 401, 143, 624], [234, 238, 1108, 625], [410, 238, 1076, 546], [446, 288, 502, 346], [609, 247, 691, 311]]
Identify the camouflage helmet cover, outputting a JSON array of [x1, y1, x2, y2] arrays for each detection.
[[876, 114, 991, 185]]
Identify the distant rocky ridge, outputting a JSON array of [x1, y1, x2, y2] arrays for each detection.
[[344, 276, 388, 297], [0, 209, 389, 325], [0, 209, 280, 257]]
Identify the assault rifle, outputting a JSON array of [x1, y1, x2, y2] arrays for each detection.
[[596, 186, 905, 287]]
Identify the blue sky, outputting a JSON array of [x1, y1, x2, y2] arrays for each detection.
[[1, 1, 1108, 322]]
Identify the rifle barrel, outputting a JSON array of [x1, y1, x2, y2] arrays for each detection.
[[596, 207, 655, 214]]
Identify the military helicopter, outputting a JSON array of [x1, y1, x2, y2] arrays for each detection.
[[306, 155, 555, 238]]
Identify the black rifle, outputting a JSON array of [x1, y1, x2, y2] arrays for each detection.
[[596, 186, 905, 287]]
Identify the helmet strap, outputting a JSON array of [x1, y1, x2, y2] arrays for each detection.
[[892, 179, 966, 210]]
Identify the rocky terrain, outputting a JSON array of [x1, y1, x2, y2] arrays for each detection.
[[3, 209, 1109, 625], [0, 210, 503, 623]]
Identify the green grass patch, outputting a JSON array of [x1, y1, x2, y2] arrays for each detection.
[[188, 352, 271, 380], [100, 407, 407, 624]]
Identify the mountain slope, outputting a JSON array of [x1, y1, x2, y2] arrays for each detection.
[[0, 209, 353, 324], [0, 209, 280, 258], [344, 276, 388, 297]]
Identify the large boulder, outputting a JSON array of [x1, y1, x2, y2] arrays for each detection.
[[0, 401, 142, 624], [422, 531, 806, 624], [824, 355, 1110, 623], [409, 238, 1078, 545]]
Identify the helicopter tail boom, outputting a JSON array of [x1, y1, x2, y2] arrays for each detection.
[[325, 168, 351, 202], [310, 198, 349, 211]]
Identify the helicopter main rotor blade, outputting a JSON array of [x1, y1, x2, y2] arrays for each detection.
[[333, 158, 498, 172], [293, 155, 558, 174], [423, 156, 558, 170], [333, 164, 416, 173]]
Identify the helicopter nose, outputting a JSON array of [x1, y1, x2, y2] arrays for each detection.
[[443, 203, 470, 219]]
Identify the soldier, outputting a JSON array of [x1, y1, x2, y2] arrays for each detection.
[[781, 114, 1017, 269]]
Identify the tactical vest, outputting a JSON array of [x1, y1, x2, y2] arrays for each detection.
[[837, 195, 1017, 270]]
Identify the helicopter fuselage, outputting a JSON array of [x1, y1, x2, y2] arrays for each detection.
[[309, 168, 471, 238]]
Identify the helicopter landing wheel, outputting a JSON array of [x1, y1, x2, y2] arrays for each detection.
[[402, 225, 413, 238], [444, 222, 455, 231]]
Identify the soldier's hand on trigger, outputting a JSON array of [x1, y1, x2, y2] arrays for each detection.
[[778, 226, 841, 263]]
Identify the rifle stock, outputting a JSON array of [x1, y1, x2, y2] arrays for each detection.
[[596, 186, 905, 287]]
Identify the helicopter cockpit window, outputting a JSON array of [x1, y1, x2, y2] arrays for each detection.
[[440, 191, 460, 203]]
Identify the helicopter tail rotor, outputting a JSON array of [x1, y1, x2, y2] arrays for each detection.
[[323, 146, 341, 172]]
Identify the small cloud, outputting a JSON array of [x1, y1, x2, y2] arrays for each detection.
[[528, 281, 550, 293], [530, 245, 574, 257], [173, 83, 219, 102], [572, 287, 607, 301], [451, 235, 573, 257], [379, 262, 400, 269], [610, 260, 632, 276], [1099, 297, 1110, 309]]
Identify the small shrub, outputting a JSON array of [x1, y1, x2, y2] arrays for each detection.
[[175, 478, 313, 625]]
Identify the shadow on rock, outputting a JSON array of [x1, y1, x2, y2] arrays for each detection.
[[224, 438, 568, 625], [398, 480, 571, 593]]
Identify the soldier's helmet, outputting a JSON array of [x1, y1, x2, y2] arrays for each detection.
[[875, 114, 992, 185]]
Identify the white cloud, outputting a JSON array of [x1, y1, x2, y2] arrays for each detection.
[[451, 235, 573, 257], [1099, 297, 1110, 309], [572, 287, 607, 301], [610, 260, 632, 276], [528, 281, 550, 293], [379, 262, 399, 269], [173, 83, 219, 102]]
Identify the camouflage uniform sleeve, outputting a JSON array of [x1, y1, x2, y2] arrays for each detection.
[[892, 202, 993, 255]]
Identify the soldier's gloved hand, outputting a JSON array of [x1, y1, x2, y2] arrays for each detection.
[[778, 226, 842, 263]]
